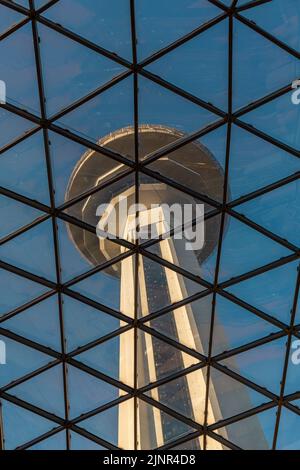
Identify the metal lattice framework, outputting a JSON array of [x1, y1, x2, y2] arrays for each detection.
[[0, 0, 299, 450]]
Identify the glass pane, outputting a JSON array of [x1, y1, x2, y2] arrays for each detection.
[[235, 179, 300, 247], [0, 23, 40, 114], [212, 295, 281, 356], [136, 0, 221, 60], [276, 407, 300, 450], [75, 329, 134, 387], [29, 431, 67, 450], [71, 258, 133, 317], [49, 130, 129, 206], [67, 365, 120, 418], [0, 5, 25, 34], [69, 431, 106, 450], [138, 255, 203, 316], [2, 295, 61, 351], [63, 172, 135, 241], [145, 369, 206, 425], [63, 295, 120, 352], [0, 219, 57, 281], [57, 218, 128, 282], [136, 399, 197, 449], [138, 76, 219, 156], [9, 365, 65, 417], [242, 0, 300, 53], [0, 195, 44, 240], [226, 260, 299, 325], [146, 295, 213, 355], [146, 19, 228, 111], [0, 108, 35, 149], [56, 76, 134, 147], [137, 330, 200, 388], [218, 215, 291, 283], [0, 335, 53, 388], [220, 336, 287, 395], [244, 93, 300, 152], [146, 124, 227, 202], [0, 269, 49, 318], [80, 399, 135, 448], [228, 125, 300, 201], [0, 132, 50, 205], [145, 213, 221, 284], [1, 400, 56, 450], [207, 367, 269, 425], [233, 19, 300, 110], [38, 22, 126, 116], [217, 407, 277, 450], [43, 0, 132, 61]]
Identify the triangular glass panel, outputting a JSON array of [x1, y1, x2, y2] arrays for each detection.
[[0, 219, 57, 281], [34, 0, 52, 8], [220, 336, 287, 395], [172, 435, 230, 450], [207, 367, 269, 425], [69, 431, 106, 450], [63, 172, 135, 240], [57, 218, 129, 283], [56, 75, 134, 150], [1, 400, 56, 450], [136, 0, 221, 60], [70, 256, 135, 317], [244, 92, 300, 152], [218, 215, 292, 283], [276, 406, 300, 450], [146, 124, 227, 202], [0, 23, 40, 113], [217, 407, 277, 450], [171, 436, 203, 450], [12, 0, 28, 6], [49, 130, 130, 206], [233, 19, 300, 110], [0, 131, 50, 205], [2, 295, 61, 351], [145, 295, 212, 356], [75, 329, 134, 387], [0, 195, 44, 240], [146, 19, 228, 111], [0, 5, 25, 35], [138, 255, 204, 316], [228, 125, 300, 200], [136, 399, 198, 449], [9, 365, 65, 417], [0, 108, 35, 149], [79, 398, 134, 449], [80, 398, 197, 449], [0, 335, 54, 388], [145, 212, 221, 285], [138, 76, 220, 157], [242, 0, 300, 53], [212, 294, 281, 356], [137, 330, 200, 388], [38, 23, 126, 116], [226, 260, 299, 325], [145, 368, 207, 424], [67, 364, 121, 418], [62, 295, 120, 352], [283, 339, 300, 396], [235, 179, 300, 248], [44, 0, 132, 61], [29, 431, 67, 450], [0, 268, 50, 318]]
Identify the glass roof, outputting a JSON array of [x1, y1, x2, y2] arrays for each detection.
[[0, 0, 299, 451]]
